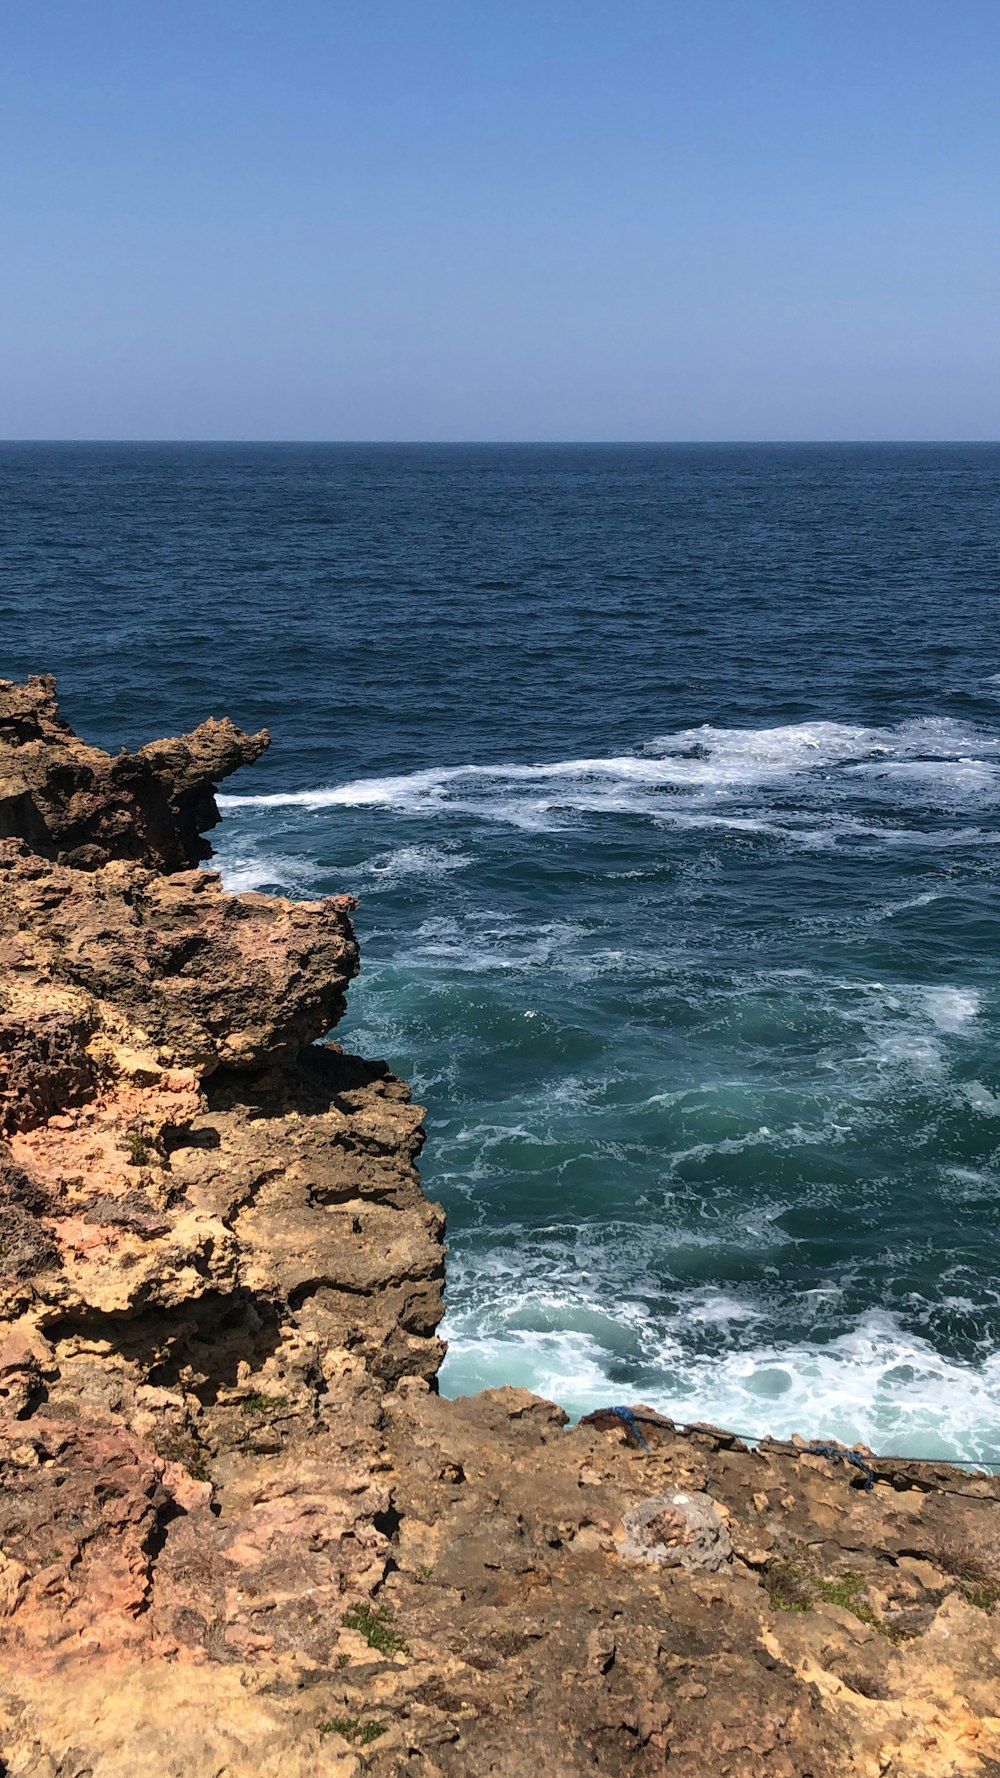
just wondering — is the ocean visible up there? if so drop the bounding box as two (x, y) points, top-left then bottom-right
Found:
(4, 441), (1000, 1462)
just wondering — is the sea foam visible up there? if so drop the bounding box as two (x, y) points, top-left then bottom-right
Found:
(219, 715), (1000, 837)
(216, 711), (1000, 1462)
(440, 1300), (1000, 1463)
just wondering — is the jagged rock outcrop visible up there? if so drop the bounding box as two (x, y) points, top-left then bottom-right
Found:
(0, 672), (268, 868)
(2, 676), (1000, 1778)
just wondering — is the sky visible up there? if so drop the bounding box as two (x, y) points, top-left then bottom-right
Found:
(2, 0), (998, 440)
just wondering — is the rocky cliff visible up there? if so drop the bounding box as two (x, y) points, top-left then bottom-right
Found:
(2, 675), (1000, 1778)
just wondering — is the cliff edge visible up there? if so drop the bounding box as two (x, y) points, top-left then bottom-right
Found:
(1, 677), (999, 1778)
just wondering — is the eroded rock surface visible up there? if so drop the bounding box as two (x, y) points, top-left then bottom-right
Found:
(0, 672), (268, 869)
(2, 677), (1000, 1777)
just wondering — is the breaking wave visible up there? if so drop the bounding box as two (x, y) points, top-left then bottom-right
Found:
(220, 717), (1000, 845)
(217, 712), (1000, 1461)
(441, 1295), (1000, 1464)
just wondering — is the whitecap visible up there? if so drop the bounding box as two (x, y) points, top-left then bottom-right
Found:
(647, 715), (1000, 778)
(210, 849), (321, 897)
(847, 758), (1000, 796)
(218, 714), (1000, 844)
(440, 1293), (1000, 1463)
(962, 1081), (1000, 1117)
(682, 1291), (763, 1328)
(357, 844), (472, 884)
(942, 1167), (999, 1202)
(924, 986), (980, 1032)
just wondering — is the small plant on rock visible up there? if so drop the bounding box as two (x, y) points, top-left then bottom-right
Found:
(814, 1571), (901, 1641)
(765, 1557), (901, 1640)
(318, 1717), (386, 1745)
(240, 1392), (288, 1416)
(766, 1561), (812, 1612)
(936, 1541), (1000, 1613)
(341, 1601), (408, 1656)
(153, 1430), (211, 1483)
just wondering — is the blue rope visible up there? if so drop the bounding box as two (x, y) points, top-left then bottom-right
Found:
(587, 1407), (1000, 1478)
(606, 1405), (650, 1450)
(598, 1412), (874, 1484)
(797, 1440), (875, 1491)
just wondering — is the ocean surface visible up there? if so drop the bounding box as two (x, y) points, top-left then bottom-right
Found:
(4, 442), (1000, 1462)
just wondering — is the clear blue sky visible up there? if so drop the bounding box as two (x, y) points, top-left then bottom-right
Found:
(3, 0), (998, 440)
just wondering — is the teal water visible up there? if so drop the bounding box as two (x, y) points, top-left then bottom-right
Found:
(4, 443), (1000, 1459)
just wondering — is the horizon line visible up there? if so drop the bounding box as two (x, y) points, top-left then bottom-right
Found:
(2, 437), (999, 448)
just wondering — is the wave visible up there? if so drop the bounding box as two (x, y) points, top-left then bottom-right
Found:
(214, 715), (1000, 1460)
(439, 1294), (1000, 1463)
(207, 847), (322, 896)
(219, 716), (1000, 839)
(647, 716), (1000, 779)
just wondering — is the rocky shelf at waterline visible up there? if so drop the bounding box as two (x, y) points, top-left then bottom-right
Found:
(1, 676), (1000, 1778)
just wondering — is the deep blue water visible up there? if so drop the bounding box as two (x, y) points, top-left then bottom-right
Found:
(4, 442), (1000, 1459)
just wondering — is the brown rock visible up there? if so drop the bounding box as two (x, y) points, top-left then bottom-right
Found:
(0, 672), (268, 870)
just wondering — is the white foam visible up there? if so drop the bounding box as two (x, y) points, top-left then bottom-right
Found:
(962, 1081), (1000, 1117)
(440, 1297), (1000, 1463)
(924, 987), (980, 1032)
(874, 890), (944, 918)
(682, 1291), (763, 1328)
(408, 913), (591, 973)
(218, 716), (1000, 843)
(209, 849), (321, 896)
(648, 716), (1000, 777)
(848, 758), (1000, 795)
(358, 844), (472, 883)
(873, 1030), (944, 1074)
(220, 763), (470, 810)
(942, 1167), (999, 1202)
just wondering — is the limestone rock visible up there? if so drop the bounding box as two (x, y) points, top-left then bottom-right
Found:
(0, 672), (268, 869)
(615, 1488), (733, 1571)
